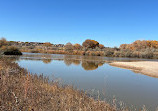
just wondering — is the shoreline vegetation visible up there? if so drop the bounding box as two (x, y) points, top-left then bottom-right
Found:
(3, 38), (158, 59)
(110, 61), (158, 78)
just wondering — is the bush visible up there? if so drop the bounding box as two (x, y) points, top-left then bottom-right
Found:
(73, 44), (82, 50)
(3, 46), (22, 55)
(30, 49), (39, 53)
(139, 49), (153, 59)
(64, 42), (73, 52)
(0, 37), (8, 47)
(104, 50), (114, 57)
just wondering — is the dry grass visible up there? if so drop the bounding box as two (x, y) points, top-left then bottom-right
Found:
(20, 48), (106, 56)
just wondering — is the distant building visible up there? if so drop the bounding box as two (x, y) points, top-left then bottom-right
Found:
(9, 41), (64, 48)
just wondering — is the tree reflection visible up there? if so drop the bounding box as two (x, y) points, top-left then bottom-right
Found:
(20, 53), (105, 70)
(64, 59), (73, 66)
(82, 61), (98, 70)
(42, 59), (52, 64)
(81, 61), (104, 71)
(41, 55), (52, 64)
(72, 60), (80, 65)
(64, 56), (80, 66)
(63, 55), (105, 70)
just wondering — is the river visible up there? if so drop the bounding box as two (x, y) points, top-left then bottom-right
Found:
(13, 52), (158, 110)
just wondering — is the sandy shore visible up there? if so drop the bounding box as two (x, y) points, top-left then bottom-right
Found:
(109, 61), (158, 78)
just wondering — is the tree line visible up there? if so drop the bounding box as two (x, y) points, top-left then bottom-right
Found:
(64, 39), (105, 51)
(1, 37), (158, 58)
(64, 39), (158, 59)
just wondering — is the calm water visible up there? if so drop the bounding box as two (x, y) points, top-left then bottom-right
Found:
(15, 53), (158, 110)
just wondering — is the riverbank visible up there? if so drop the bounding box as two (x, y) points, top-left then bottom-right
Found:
(110, 61), (158, 78)
(0, 58), (116, 111)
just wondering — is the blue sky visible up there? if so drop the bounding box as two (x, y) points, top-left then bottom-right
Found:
(0, 0), (158, 47)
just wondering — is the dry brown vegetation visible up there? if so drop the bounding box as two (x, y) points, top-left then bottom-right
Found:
(20, 39), (158, 59)
(120, 40), (158, 50)
(0, 58), (116, 111)
(115, 40), (158, 59)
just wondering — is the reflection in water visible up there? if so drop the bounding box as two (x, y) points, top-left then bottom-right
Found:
(9, 54), (106, 71)
(64, 59), (81, 66)
(63, 58), (104, 70)
(82, 61), (98, 70)
(63, 55), (81, 66)
(63, 58), (73, 66)
(11, 53), (158, 72)
(63, 55), (105, 70)
(72, 60), (81, 65)
(82, 61), (104, 70)
(42, 59), (52, 64)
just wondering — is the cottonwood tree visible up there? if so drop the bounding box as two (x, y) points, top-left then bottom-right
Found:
(73, 44), (82, 50)
(82, 39), (99, 49)
(64, 42), (73, 52)
(43, 42), (52, 47)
